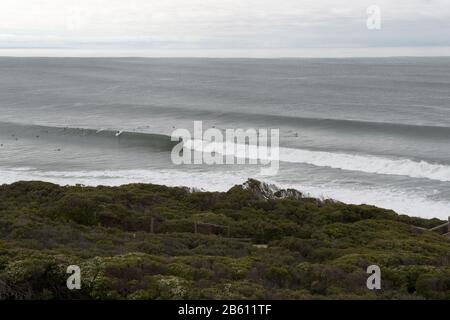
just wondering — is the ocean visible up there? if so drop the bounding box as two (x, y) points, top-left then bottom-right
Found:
(1, 57), (450, 219)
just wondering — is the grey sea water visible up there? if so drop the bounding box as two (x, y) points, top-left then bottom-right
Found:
(1, 57), (450, 219)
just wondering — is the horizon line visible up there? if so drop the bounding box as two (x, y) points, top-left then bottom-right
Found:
(1, 47), (450, 59)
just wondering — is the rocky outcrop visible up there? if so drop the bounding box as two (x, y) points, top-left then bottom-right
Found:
(241, 179), (303, 201)
(429, 217), (450, 237)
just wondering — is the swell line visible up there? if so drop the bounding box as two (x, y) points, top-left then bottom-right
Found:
(0, 121), (176, 150)
(51, 103), (450, 140)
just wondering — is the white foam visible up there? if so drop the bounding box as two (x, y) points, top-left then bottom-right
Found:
(279, 148), (450, 182)
(271, 181), (450, 220)
(184, 139), (450, 182)
(0, 167), (245, 192)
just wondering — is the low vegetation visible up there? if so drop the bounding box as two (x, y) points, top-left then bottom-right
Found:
(0, 179), (448, 300)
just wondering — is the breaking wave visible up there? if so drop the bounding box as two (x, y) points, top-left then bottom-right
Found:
(183, 139), (450, 182)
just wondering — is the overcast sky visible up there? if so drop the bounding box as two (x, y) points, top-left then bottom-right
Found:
(1, 0), (449, 49)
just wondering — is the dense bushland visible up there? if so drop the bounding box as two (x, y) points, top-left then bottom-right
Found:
(0, 180), (448, 300)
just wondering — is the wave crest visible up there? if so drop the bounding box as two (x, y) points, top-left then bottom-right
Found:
(184, 139), (450, 182)
(279, 148), (450, 182)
